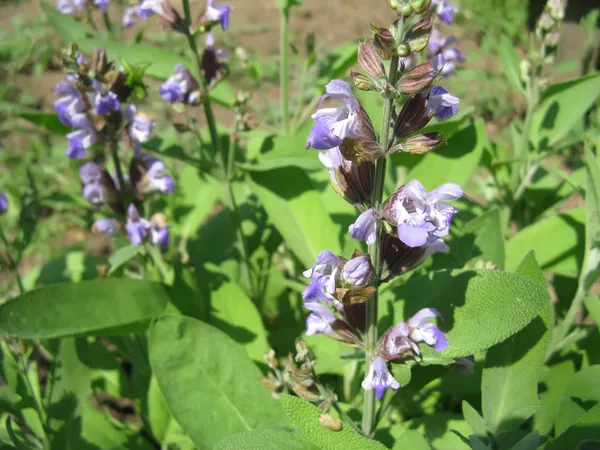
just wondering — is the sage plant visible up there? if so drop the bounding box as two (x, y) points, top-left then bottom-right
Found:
(302, 0), (464, 436)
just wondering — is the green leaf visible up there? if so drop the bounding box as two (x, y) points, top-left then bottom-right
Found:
(108, 245), (144, 275)
(316, 43), (357, 87)
(148, 316), (288, 449)
(547, 403), (600, 450)
(391, 429), (432, 450)
(0, 279), (170, 338)
(564, 365), (600, 402)
(209, 281), (269, 362)
(386, 269), (551, 358)
(249, 167), (341, 268)
(238, 135), (322, 172)
(405, 119), (487, 188)
(534, 359), (577, 435)
(280, 395), (387, 450)
(531, 74), (600, 148)
(481, 253), (550, 433)
(584, 296), (600, 330)
(505, 208), (586, 277)
(0, 387), (23, 416)
(14, 111), (69, 136)
(147, 375), (171, 443)
(462, 208), (506, 269)
(40, 0), (91, 41)
(510, 431), (542, 450)
(391, 413), (471, 450)
(47, 338), (91, 450)
(583, 146), (600, 289)
(498, 36), (523, 92)
(214, 428), (319, 450)
(462, 401), (488, 439)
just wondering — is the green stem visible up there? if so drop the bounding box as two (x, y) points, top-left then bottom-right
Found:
(145, 243), (170, 281)
(362, 54), (400, 438)
(280, 10), (290, 135)
(109, 140), (128, 212)
(102, 11), (114, 39)
(0, 223), (25, 294)
(182, 0), (223, 162)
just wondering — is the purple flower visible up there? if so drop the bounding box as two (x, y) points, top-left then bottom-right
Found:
(93, 0), (109, 11)
(57, 0), (86, 14)
(303, 249), (341, 279)
(381, 322), (419, 359)
(426, 86), (459, 120)
(54, 82), (86, 127)
(204, 0), (232, 30)
(394, 179), (463, 248)
(361, 357), (400, 400)
(129, 113), (155, 143)
(94, 218), (119, 236)
(305, 302), (336, 336)
(306, 80), (362, 150)
(318, 146), (351, 171)
(431, 0), (456, 24)
(341, 256), (372, 288)
(302, 274), (333, 304)
(137, 0), (163, 18)
(151, 225), (169, 246)
(0, 193), (8, 214)
(407, 308), (449, 352)
(145, 156), (175, 194)
(428, 30), (465, 78)
(349, 209), (377, 245)
(83, 183), (109, 205)
(66, 127), (97, 159)
(80, 162), (103, 185)
(160, 64), (194, 104)
(123, 6), (137, 26)
(95, 90), (120, 116)
(126, 204), (149, 245)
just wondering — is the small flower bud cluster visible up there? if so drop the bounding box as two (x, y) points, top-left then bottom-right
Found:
(261, 342), (335, 411)
(535, 0), (567, 64)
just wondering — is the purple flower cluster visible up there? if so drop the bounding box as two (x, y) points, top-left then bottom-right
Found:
(429, 29), (466, 77)
(363, 308), (449, 399)
(301, 250), (373, 339)
(126, 204), (169, 247)
(123, 0), (231, 29)
(160, 64), (201, 105)
(57, 0), (91, 14)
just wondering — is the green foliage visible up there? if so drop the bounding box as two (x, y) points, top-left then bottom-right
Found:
(148, 315), (289, 448)
(280, 395), (387, 450)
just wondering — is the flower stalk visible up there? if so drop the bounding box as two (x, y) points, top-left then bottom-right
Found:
(362, 53), (400, 437)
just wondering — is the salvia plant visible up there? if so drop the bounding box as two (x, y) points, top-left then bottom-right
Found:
(1, 0), (600, 449)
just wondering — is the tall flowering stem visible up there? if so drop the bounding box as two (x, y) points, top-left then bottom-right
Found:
(280, 9), (290, 134)
(182, 0), (222, 160)
(362, 52), (400, 435)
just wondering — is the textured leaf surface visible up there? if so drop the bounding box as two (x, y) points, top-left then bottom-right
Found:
(482, 253), (550, 432)
(0, 279), (170, 338)
(462, 208), (506, 269)
(214, 428), (319, 449)
(280, 395), (387, 450)
(506, 208), (585, 277)
(249, 167), (341, 268)
(149, 316), (288, 448)
(388, 269), (550, 358)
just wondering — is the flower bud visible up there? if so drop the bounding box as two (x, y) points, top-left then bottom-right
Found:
(393, 94), (431, 140)
(411, 0), (431, 13)
(341, 255), (373, 287)
(380, 231), (427, 282)
(546, 0), (566, 20)
(91, 48), (109, 75)
(397, 54), (444, 94)
(390, 132), (442, 155)
(264, 349), (279, 369)
(294, 339), (313, 364)
(404, 14), (434, 53)
(350, 71), (378, 91)
(358, 40), (386, 80)
(371, 24), (397, 60)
